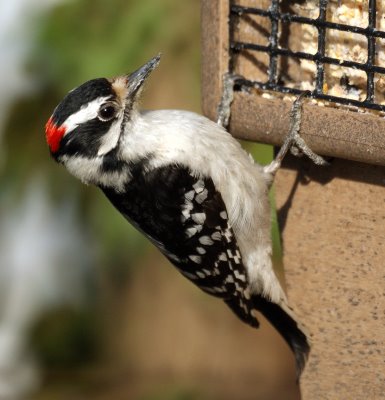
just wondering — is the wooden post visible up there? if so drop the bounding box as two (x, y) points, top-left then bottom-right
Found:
(201, 0), (229, 122)
(274, 156), (385, 398)
(201, 1), (385, 397)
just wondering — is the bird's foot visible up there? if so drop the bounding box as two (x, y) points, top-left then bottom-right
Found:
(216, 73), (243, 128)
(264, 92), (328, 176)
(216, 74), (328, 176)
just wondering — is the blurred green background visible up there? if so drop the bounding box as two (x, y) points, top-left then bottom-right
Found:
(0, 0), (299, 399)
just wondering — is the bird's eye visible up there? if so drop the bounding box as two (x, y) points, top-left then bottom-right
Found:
(98, 103), (118, 121)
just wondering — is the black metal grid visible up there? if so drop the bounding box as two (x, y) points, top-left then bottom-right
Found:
(230, 0), (385, 111)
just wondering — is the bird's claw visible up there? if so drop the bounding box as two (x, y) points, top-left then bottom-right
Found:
(217, 73), (243, 128)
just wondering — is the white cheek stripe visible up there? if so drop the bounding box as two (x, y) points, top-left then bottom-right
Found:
(97, 118), (123, 156)
(62, 96), (111, 135)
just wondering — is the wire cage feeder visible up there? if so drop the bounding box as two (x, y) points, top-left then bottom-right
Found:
(201, 0), (385, 165)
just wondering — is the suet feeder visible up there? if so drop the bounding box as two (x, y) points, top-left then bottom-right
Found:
(201, 1), (385, 398)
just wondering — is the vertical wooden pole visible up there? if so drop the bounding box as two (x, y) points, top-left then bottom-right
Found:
(201, 0), (229, 121)
(275, 156), (385, 399)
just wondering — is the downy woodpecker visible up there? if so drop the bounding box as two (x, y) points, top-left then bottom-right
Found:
(45, 55), (315, 375)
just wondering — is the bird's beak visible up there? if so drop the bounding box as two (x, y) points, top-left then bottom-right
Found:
(125, 54), (161, 97)
(112, 54), (161, 114)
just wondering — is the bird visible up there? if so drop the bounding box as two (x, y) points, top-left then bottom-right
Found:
(45, 54), (310, 376)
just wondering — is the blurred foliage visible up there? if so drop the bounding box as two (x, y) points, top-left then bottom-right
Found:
(140, 387), (207, 400)
(34, 0), (200, 91)
(31, 306), (97, 367)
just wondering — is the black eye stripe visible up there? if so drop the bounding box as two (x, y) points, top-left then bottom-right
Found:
(59, 117), (115, 158)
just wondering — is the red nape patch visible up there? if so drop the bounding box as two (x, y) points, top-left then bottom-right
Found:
(45, 117), (66, 153)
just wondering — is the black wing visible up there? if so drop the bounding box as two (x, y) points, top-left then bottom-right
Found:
(101, 164), (257, 325)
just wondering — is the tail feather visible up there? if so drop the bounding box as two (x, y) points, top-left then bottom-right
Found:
(224, 294), (310, 377)
(252, 295), (310, 378)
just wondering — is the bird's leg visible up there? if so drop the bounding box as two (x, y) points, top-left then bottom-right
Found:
(263, 93), (328, 177)
(217, 73), (242, 128)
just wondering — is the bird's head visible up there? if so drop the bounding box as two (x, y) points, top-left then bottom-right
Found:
(45, 54), (161, 162)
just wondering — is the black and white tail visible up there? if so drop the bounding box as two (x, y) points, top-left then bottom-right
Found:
(252, 295), (310, 377)
(225, 294), (310, 377)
